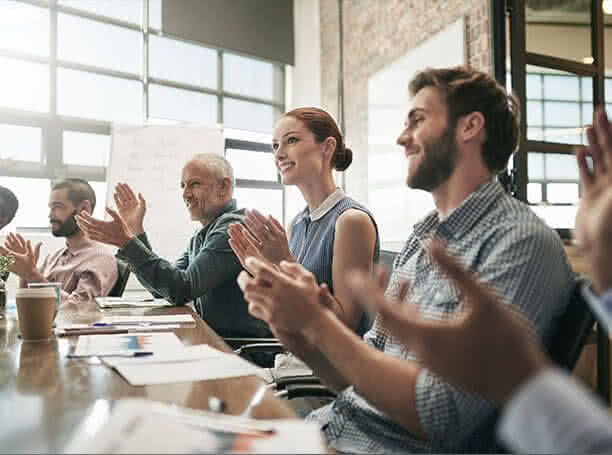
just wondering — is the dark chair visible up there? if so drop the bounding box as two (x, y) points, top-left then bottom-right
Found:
(547, 278), (595, 371)
(230, 340), (284, 368)
(108, 259), (131, 297)
(378, 249), (398, 271)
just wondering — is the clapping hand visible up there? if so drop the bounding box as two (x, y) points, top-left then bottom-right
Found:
(574, 108), (612, 294)
(76, 208), (134, 249)
(113, 183), (147, 235)
(242, 210), (294, 265)
(0, 238), (42, 282)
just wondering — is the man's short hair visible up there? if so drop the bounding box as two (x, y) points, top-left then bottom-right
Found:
(51, 178), (96, 212)
(409, 66), (520, 174)
(0, 186), (19, 224)
(191, 153), (235, 191)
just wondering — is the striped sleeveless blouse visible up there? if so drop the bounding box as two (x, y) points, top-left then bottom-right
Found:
(289, 188), (380, 335)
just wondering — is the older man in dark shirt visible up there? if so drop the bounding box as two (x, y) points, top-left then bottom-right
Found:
(77, 153), (271, 338)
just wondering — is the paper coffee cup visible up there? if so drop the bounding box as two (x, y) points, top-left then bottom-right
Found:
(16, 288), (57, 341)
(28, 282), (62, 319)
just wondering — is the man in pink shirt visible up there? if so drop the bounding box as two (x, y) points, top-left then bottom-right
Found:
(0, 178), (117, 305)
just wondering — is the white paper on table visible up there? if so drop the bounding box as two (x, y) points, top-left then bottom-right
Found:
(102, 345), (260, 386)
(71, 332), (184, 357)
(95, 296), (173, 309)
(63, 398), (327, 454)
(100, 314), (194, 324)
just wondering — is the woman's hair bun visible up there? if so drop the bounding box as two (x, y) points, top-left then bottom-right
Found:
(332, 146), (352, 171)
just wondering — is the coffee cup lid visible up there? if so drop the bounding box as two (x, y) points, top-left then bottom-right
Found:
(16, 287), (57, 298)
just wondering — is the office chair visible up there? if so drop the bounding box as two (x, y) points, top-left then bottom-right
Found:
(547, 278), (595, 372)
(108, 259), (131, 298)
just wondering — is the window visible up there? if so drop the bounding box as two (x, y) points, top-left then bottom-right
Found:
(234, 188), (283, 223)
(63, 131), (110, 167)
(0, 177), (51, 231)
(0, 0), (286, 230)
(57, 68), (143, 122)
(226, 149), (277, 182)
(148, 84), (216, 124)
(0, 57), (49, 113)
(524, 70), (610, 229)
(58, 0), (142, 25)
(0, 124), (41, 162)
(149, 35), (216, 89)
(0, 1), (49, 57)
(58, 13), (142, 74)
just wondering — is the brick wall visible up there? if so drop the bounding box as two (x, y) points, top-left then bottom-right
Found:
(319, 0), (492, 201)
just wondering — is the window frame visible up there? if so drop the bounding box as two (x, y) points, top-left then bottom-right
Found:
(0, 0), (286, 227)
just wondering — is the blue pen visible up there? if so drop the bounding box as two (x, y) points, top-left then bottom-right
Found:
(92, 322), (153, 327)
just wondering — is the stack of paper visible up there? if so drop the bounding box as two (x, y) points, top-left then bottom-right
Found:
(55, 314), (195, 336)
(101, 344), (260, 386)
(64, 398), (327, 454)
(95, 296), (173, 309)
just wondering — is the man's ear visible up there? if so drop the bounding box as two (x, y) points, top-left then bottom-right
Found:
(458, 111), (486, 143)
(217, 177), (233, 197)
(78, 200), (93, 215)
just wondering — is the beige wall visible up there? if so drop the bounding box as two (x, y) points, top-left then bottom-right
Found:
(319, 0), (492, 203)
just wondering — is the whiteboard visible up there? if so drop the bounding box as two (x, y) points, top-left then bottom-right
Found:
(367, 18), (466, 251)
(107, 123), (225, 290)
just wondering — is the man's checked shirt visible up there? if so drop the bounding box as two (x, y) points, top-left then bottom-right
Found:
(307, 181), (575, 453)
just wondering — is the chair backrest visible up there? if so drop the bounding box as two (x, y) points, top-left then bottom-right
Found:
(378, 249), (398, 271)
(107, 259), (131, 297)
(548, 279), (595, 371)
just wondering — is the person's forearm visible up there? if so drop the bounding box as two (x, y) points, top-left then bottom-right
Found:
(310, 310), (427, 439)
(499, 368), (612, 454)
(280, 337), (351, 392)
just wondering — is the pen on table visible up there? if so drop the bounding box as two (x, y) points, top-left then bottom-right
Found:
(92, 322), (153, 327)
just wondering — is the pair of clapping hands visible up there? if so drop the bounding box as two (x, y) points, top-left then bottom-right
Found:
(238, 108), (612, 406)
(228, 210), (295, 273)
(0, 233), (42, 282)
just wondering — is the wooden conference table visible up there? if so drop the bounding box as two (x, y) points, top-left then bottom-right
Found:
(0, 301), (295, 453)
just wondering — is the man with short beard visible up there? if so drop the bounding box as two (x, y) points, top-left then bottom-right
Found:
(0, 178), (117, 304)
(238, 66), (575, 453)
(75, 154), (272, 338)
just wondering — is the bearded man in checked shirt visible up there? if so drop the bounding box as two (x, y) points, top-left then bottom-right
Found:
(238, 66), (575, 453)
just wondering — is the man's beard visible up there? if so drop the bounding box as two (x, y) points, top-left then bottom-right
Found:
(52, 210), (80, 237)
(406, 126), (458, 192)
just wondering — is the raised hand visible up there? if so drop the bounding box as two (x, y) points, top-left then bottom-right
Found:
(0, 239), (42, 282)
(574, 108), (612, 294)
(242, 209), (294, 265)
(76, 207), (134, 248)
(113, 183), (146, 235)
(228, 222), (269, 273)
(237, 257), (330, 342)
(5, 232), (27, 255)
(346, 241), (549, 404)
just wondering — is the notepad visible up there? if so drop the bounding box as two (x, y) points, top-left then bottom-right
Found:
(69, 332), (184, 358)
(99, 314), (195, 325)
(95, 296), (173, 309)
(102, 344), (260, 386)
